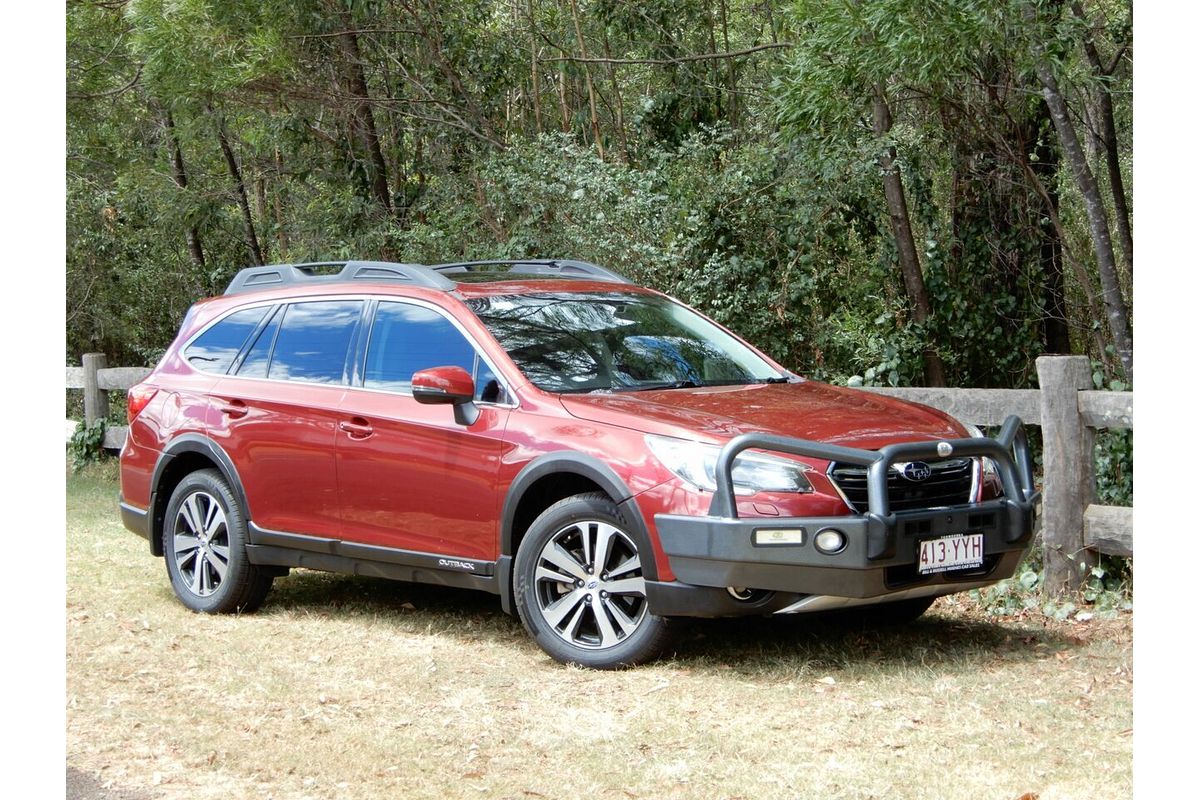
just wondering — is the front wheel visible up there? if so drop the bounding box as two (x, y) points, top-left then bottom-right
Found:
(163, 469), (273, 614)
(514, 493), (672, 669)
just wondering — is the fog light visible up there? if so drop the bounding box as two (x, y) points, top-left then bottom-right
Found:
(814, 528), (847, 554)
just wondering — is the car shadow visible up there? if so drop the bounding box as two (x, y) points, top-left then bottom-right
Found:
(663, 611), (1072, 673)
(258, 570), (1072, 672)
(259, 569), (522, 636)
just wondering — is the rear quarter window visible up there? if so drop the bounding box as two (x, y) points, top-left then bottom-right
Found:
(184, 306), (270, 374)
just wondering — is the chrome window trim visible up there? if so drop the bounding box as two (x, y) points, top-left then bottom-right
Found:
(247, 298), (365, 387)
(188, 293), (519, 410)
(179, 297), (286, 356)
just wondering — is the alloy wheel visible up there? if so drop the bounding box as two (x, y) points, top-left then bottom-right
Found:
(172, 490), (230, 598)
(532, 519), (647, 650)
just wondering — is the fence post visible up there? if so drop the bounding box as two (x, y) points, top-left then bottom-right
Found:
(1036, 355), (1097, 596)
(82, 352), (109, 427)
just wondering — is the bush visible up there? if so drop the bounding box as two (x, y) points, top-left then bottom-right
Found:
(69, 419), (108, 471)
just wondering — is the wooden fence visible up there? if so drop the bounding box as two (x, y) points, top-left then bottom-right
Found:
(65, 354), (151, 450)
(66, 353), (1130, 595)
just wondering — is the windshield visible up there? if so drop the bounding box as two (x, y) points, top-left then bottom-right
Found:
(465, 292), (787, 393)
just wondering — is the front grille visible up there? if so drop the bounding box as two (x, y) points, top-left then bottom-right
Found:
(829, 458), (975, 513)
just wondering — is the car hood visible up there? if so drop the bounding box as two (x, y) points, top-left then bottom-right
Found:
(558, 381), (966, 451)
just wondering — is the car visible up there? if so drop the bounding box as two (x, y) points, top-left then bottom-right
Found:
(119, 258), (1039, 668)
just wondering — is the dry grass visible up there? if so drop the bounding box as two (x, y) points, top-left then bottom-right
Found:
(67, 462), (1132, 800)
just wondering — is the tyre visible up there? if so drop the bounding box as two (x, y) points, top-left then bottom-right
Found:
(514, 492), (672, 669)
(162, 469), (273, 614)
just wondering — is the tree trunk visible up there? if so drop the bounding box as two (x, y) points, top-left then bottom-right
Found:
(273, 146), (289, 258)
(212, 107), (265, 267)
(557, 61), (571, 132)
(528, 0), (543, 135)
(162, 109), (206, 270)
(602, 27), (628, 162)
(871, 85), (946, 387)
(719, 0), (738, 126)
(254, 174), (271, 264)
(1033, 60), (1133, 380)
(335, 26), (393, 215)
(1073, 2), (1132, 286)
(1027, 100), (1071, 354)
(1096, 86), (1132, 286)
(569, 0), (604, 158)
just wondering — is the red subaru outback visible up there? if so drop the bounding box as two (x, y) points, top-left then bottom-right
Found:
(119, 259), (1038, 668)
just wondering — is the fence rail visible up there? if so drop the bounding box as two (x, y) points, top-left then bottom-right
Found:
(66, 354), (1131, 596)
(65, 354), (151, 449)
(864, 355), (1132, 593)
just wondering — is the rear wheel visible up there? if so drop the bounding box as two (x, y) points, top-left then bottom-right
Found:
(514, 493), (671, 669)
(163, 469), (273, 613)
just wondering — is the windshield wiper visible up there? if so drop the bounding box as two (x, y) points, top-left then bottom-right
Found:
(759, 376), (791, 384)
(623, 379), (704, 392)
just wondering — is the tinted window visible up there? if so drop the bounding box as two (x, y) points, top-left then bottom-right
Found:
(236, 306), (282, 379)
(365, 303), (499, 401)
(268, 301), (362, 384)
(185, 306), (269, 374)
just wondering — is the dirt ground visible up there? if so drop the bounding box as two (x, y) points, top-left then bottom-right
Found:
(67, 463), (1132, 800)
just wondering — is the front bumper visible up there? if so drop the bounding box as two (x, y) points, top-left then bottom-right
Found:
(654, 415), (1039, 606)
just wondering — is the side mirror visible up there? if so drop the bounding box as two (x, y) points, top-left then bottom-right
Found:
(412, 366), (479, 425)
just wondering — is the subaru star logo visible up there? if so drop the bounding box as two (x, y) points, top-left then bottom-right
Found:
(901, 461), (932, 482)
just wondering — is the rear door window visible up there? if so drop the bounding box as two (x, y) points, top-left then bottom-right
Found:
(184, 306), (270, 374)
(266, 300), (363, 384)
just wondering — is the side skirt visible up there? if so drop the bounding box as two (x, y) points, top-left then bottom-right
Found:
(246, 524), (500, 595)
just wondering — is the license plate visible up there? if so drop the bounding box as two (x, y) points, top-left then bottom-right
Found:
(918, 533), (984, 574)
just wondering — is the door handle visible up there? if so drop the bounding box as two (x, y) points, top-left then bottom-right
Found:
(339, 418), (374, 439)
(217, 399), (248, 419)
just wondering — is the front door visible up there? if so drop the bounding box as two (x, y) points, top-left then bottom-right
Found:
(335, 301), (512, 561)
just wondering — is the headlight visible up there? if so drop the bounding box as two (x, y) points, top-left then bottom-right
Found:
(963, 423), (998, 477)
(646, 435), (813, 495)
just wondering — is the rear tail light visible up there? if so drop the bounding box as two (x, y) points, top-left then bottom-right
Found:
(126, 384), (159, 423)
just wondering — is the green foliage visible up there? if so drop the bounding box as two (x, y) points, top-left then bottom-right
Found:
(972, 548), (1132, 620)
(67, 0), (1131, 388)
(1095, 429), (1132, 507)
(69, 420), (109, 472)
(1092, 366), (1132, 506)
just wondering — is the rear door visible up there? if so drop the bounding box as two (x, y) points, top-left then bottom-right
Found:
(209, 299), (364, 538)
(335, 299), (512, 561)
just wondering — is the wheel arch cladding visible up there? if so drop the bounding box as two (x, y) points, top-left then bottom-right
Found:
(500, 451), (658, 583)
(150, 435), (250, 557)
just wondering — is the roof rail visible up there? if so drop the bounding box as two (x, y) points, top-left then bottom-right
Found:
(224, 261), (454, 295)
(429, 259), (633, 285)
